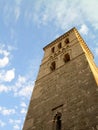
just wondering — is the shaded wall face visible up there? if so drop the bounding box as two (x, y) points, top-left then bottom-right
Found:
(37, 35), (83, 80)
(23, 53), (98, 130)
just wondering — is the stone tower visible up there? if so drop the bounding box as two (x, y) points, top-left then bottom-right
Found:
(23, 28), (98, 130)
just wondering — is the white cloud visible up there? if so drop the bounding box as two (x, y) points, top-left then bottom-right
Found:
(0, 49), (9, 56)
(16, 75), (26, 86)
(20, 102), (27, 108)
(2, 0), (98, 30)
(13, 124), (20, 130)
(9, 119), (21, 130)
(27, 0), (81, 29)
(0, 106), (16, 116)
(0, 72), (34, 97)
(9, 119), (21, 124)
(5, 68), (15, 82)
(81, 0), (98, 29)
(95, 47), (98, 55)
(20, 108), (27, 114)
(0, 56), (9, 68)
(15, 0), (22, 6)
(12, 74), (34, 98)
(15, 84), (33, 98)
(0, 48), (10, 68)
(79, 24), (89, 35)
(0, 44), (15, 95)
(0, 68), (15, 83)
(12, 75), (26, 93)
(3, 1), (21, 26)
(24, 0), (98, 30)
(0, 84), (10, 93)
(14, 6), (20, 22)
(0, 120), (6, 127)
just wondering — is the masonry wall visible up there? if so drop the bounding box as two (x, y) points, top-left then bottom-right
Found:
(23, 28), (98, 130)
(23, 52), (98, 130)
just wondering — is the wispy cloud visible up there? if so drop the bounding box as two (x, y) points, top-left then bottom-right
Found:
(3, 1), (21, 26)
(11, 75), (34, 98)
(9, 119), (21, 130)
(0, 57), (9, 68)
(4, 69), (15, 82)
(0, 84), (11, 93)
(0, 69), (15, 83)
(9, 119), (21, 124)
(0, 44), (15, 83)
(14, 79), (34, 98)
(2, 0), (98, 31)
(0, 44), (15, 68)
(14, 6), (20, 22)
(79, 24), (89, 35)
(20, 102), (27, 108)
(0, 106), (16, 116)
(94, 47), (98, 56)
(0, 120), (6, 127)
(20, 108), (27, 114)
(23, 0), (98, 31)
(0, 72), (34, 98)
(13, 124), (20, 130)
(0, 48), (10, 68)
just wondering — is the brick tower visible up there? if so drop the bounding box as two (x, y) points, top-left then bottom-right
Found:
(23, 28), (98, 130)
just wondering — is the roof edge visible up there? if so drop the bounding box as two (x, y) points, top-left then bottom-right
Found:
(43, 27), (76, 51)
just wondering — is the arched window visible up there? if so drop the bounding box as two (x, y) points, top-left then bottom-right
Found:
(63, 53), (70, 63)
(51, 47), (55, 53)
(65, 38), (69, 44)
(58, 43), (62, 49)
(53, 112), (62, 130)
(50, 61), (56, 71)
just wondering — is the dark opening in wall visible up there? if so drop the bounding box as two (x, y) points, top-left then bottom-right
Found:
(58, 43), (62, 49)
(50, 61), (56, 71)
(51, 47), (55, 53)
(65, 38), (69, 44)
(64, 53), (70, 62)
(54, 112), (62, 130)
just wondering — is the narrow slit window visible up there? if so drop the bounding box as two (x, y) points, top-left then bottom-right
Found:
(50, 61), (56, 71)
(64, 53), (70, 62)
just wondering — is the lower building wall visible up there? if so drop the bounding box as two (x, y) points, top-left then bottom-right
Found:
(23, 54), (98, 130)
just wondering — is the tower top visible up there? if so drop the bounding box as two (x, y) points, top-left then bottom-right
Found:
(39, 27), (98, 84)
(43, 27), (76, 50)
(23, 27), (98, 130)
(43, 27), (93, 59)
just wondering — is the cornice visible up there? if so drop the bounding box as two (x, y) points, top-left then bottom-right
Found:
(43, 27), (76, 51)
(74, 28), (94, 58)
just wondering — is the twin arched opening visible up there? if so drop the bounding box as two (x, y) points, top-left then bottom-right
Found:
(50, 53), (70, 72)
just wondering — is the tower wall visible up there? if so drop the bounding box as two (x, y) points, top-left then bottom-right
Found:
(23, 28), (98, 130)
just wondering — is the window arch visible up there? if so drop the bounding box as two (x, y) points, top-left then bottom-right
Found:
(53, 112), (62, 130)
(50, 61), (56, 71)
(65, 38), (69, 44)
(58, 42), (62, 49)
(63, 53), (70, 62)
(51, 47), (55, 53)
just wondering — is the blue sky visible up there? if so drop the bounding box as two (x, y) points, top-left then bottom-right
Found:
(0, 0), (98, 130)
